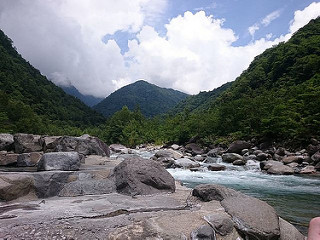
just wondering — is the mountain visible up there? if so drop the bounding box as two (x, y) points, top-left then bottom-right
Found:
(0, 29), (105, 135)
(61, 86), (103, 107)
(93, 80), (189, 117)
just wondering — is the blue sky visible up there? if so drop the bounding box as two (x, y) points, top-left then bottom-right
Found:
(0, 0), (319, 97)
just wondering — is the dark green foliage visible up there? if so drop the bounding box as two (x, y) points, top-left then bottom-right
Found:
(93, 80), (189, 117)
(61, 86), (103, 107)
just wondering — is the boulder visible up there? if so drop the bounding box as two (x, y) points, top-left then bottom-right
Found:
(0, 174), (34, 201)
(185, 143), (204, 155)
(37, 152), (80, 171)
(307, 144), (320, 156)
(232, 159), (246, 166)
(14, 134), (42, 153)
(222, 153), (243, 163)
(226, 140), (251, 154)
(194, 155), (204, 162)
(203, 157), (220, 164)
(256, 152), (269, 161)
(260, 160), (283, 170)
(113, 158), (175, 195)
(59, 179), (115, 197)
(17, 152), (42, 167)
(190, 225), (215, 240)
(207, 147), (224, 157)
(244, 154), (257, 161)
(154, 157), (175, 168)
(279, 218), (304, 240)
(221, 195), (280, 240)
(170, 144), (180, 150)
(267, 165), (294, 175)
(0, 133), (14, 151)
(299, 166), (316, 174)
(109, 144), (128, 154)
(40, 136), (60, 151)
(207, 164), (226, 171)
(174, 158), (200, 168)
(275, 147), (286, 156)
(155, 149), (182, 159)
(192, 184), (240, 202)
(204, 215), (234, 236)
(54, 135), (110, 157)
(116, 154), (142, 161)
(0, 153), (19, 166)
(315, 162), (320, 171)
(282, 156), (303, 164)
(311, 151), (320, 164)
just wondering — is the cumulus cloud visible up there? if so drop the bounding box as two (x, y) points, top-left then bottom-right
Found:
(248, 24), (260, 37)
(0, 1), (319, 97)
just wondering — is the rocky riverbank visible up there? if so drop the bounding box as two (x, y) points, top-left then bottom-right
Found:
(0, 133), (316, 239)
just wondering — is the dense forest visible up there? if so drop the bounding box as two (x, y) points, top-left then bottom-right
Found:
(1, 17), (319, 148)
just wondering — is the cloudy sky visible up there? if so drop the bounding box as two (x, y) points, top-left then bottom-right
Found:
(0, 0), (320, 98)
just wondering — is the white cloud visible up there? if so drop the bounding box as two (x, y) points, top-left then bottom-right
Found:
(248, 24), (259, 37)
(262, 10), (281, 26)
(0, 1), (319, 97)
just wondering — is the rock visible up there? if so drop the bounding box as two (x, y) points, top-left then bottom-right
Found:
(17, 152), (42, 167)
(192, 184), (240, 202)
(256, 152), (269, 161)
(275, 147), (286, 156)
(155, 157), (175, 168)
(116, 154), (141, 161)
(221, 153), (243, 163)
(241, 149), (249, 155)
(253, 149), (263, 155)
(109, 144), (128, 154)
(311, 151), (320, 164)
(40, 136), (60, 151)
(307, 144), (320, 156)
(286, 162), (299, 168)
(170, 144), (180, 150)
(232, 159), (245, 166)
(315, 162), (320, 171)
(155, 149), (182, 159)
(204, 215), (234, 236)
(207, 148), (224, 157)
(207, 164), (226, 171)
(273, 153), (282, 161)
(267, 165), (294, 175)
(279, 217), (304, 240)
(0, 133), (14, 151)
(54, 135), (110, 157)
(203, 157), (220, 164)
(226, 140), (251, 154)
(185, 143), (204, 155)
(113, 158), (175, 195)
(14, 134), (42, 153)
(299, 166), (316, 174)
(0, 153), (19, 166)
(221, 195), (280, 240)
(174, 158), (200, 168)
(190, 167), (202, 172)
(0, 174), (34, 201)
(190, 225), (215, 240)
(310, 138), (319, 146)
(37, 152), (80, 171)
(282, 156), (303, 164)
(244, 154), (257, 161)
(59, 179), (115, 197)
(260, 160), (283, 170)
(194, 155), (204, 162)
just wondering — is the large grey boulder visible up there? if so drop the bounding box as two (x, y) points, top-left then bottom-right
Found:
(267, 165), (294, 175)
(0, 153), (19, 166)
(37, 152), (80, 171)
(113, 158), (175, 195)
(53, 135), (110, 157)
(222, 153), (243, 163)
(311, 151), (320, 163)
(0, 174), (34, 201)
(226, 140), (251, 154)
(40, 136), (60, 151)
(260, 160), (284, 170)
(185, 143), (204, 155)
(109, 144), (128, 154)
(299, 166), (316, 174)
(204, 215), (234, 236)
(174, 158), (200, 168)
(17, 152), (42, 167)
(192, 184), (240, 202)
(207, 147), (224, 157)
(14, 133), (42, 153)
(207, 164), (226, 171)
(0, 133), (14, 151)
(190, 225), (215, 240)
(155, 149), (183, 159)
(282, 156), (303, 164)
(279, 218), (305, 240)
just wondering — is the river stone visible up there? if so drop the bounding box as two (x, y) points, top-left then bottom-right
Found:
(171, 144), (180, 150)
(113, 158), (175, 195)
(0, 174), (34, 201)
(190, 225), (215, 240)
(260, 160), (283, 170)
(59, 179), (115, 197)
(222, 153), (243, 163)
(109, 144), (128, 154)
(279, 218), (304, 240)
(155, 157), (175, 168)
(204, 215), (234, 236)
(267, 165), (294, 175)
(282, 155), (303, 164)
(37, 152), (80, 171)
(0, 153), (19, 166)
(226, 140), (251, 154)
(232, 159), (246, 166)
(192, 184), (240, 202)
(14, 134), (42, 153)
(0, 133), (14, 151)
(221, 195), (280, 240)
(40, 136), (60, 151)
(194, 155), (204, 162)
(203, 157), (220, 164)
(275, 147), (286, 156)
(299, 165), (316, 174)
(155, 149), (182, 159)
(185, 143), (204, 155)
(116, 154), (142, 161)
(207, 148), (224, 157)
(17, 152), (42, 167)
(256, 152), (269, 161)
(207, 164), (226, 171)
(174, 158), (200, 168)
(311, 151), (320, 163)
(315, 162), (320, 171)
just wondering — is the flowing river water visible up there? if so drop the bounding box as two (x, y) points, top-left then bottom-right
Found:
(136, 151), (320, 235)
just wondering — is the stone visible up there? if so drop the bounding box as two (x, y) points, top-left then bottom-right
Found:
(59, 179), (115, 197)
(0, 174), (34, 201)
(155, 149), (182, 159)
(0, 133), (14, 151)
(109, 144), (128, 154)
(207, 148), (224, 157)
(194, 155), (204, 162)
(174, 158), (200, 169)
(260, 160), (283, 170)
(267, 165), (294, 175)
(244, 154), (257, 161)
(155, 157), (175, 168)
(185, 143), (204, 155)
(310, 138), (319, 146)
(207, 164), (226, 171)
(203, 157), (220, 164)
(232, 159), (245, 166)
(315, 162), (320, 171)
(37, 152), (80, 171)
(279, 218), (304, 240)
(286, 162), (299, 168)
(113, 158), (175, 195)
(299, 166), (316, 174)
(17, 152), (42, 167)
(221, 153), (243, 163)
(204, 215), (234, 236)
(311, 151), (320, 164)
(275, 147), (286, 156)
(226, 140), (251, 154)
(14, 134), (42, 153)
(307, 144), (320, 156)
(170, 144), (180, 150)
(192, 184), (240, 202)
(241, 149), (249, 155)
(282, 156), (303, 164)
(116, 154), (141, 161)
(221, 195), (280, 240)
(190, 225), (215, 240)
(0, 153), (19, 166)
(40, 136), (60, 151)
(256, 152), (269, 161)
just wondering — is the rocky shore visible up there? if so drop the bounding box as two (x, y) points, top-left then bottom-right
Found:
(0, 133), (316, 239)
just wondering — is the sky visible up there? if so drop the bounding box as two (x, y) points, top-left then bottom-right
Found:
(0, 0), (320, 98)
